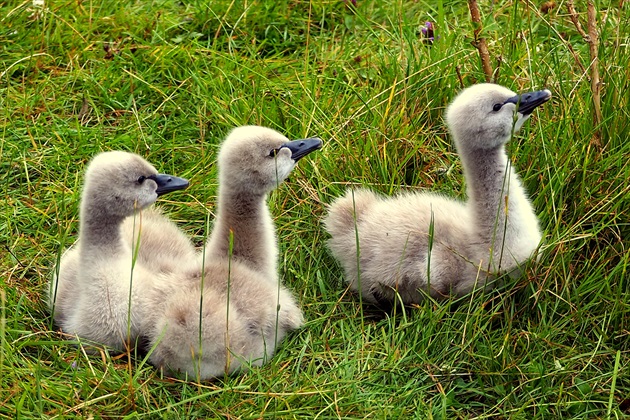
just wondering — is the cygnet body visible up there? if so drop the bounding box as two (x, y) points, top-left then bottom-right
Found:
(324, 83), (551, 305)
(146, 126), (322, 380)
(120, 206), (197, 274)
(50, 151), (189, 350)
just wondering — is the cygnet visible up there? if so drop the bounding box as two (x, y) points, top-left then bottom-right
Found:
(50, 151), (189, 350)
(324, 83), (551, 306)
(146, 126), (322, 380)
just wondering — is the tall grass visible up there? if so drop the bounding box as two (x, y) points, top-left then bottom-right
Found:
(1, 0), (628, 417)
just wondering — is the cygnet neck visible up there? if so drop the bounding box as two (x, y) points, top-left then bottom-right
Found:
(205, 184), (276, 277)
(460, 145), (527, 246)
(78, 193), (126, 257)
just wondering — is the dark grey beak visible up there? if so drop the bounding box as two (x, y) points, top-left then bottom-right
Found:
(504, 89), (552, 115)
(149, 174), (190, 196)
(280, 137), (323, 161)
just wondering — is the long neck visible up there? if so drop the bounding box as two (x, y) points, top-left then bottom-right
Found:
(205, 185), (277, 281)
(462, 147), (537, 269)
(78, 195), (125, 260)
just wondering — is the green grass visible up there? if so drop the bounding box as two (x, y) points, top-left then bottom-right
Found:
(1, 0), (629, 417)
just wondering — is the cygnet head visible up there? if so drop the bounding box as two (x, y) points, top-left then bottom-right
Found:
(218, 125), (323, 194)
(445, 83), (551, 151)
(83, 151), (189, 218)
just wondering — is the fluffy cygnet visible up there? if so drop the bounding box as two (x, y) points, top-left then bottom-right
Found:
(50, 151), (189, 350)
(324, 83), (551, 306)
(146, 126), (322, 380)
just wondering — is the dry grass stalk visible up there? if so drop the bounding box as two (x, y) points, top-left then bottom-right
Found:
(566, 0), (602, 140)
(566, 0), (588, 38)
(587, 1), (602, 131)
(467, 0), (493, 82)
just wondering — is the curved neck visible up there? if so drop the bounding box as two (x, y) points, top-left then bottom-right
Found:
(461, 146), (531, 257)
(78, 197), (125, 258)
(205, 185), (277, 280)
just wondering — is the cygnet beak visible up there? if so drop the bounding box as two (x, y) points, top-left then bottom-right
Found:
(504, 89), (552, 115)
(280, 137), (323, 161)
(149, 174), (190, 196)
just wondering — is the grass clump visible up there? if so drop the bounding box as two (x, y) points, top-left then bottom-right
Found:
(1, 0), (628, 418)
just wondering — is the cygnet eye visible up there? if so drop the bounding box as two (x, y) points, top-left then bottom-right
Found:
(269, 148), (280, 158)
(137, 175), (146, 183)
(492, 103), (503, 112)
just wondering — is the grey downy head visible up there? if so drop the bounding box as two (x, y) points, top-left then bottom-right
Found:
(218, 125), (323, 193)
(445, 83), (551, 151)
(83, 151), (189, 218)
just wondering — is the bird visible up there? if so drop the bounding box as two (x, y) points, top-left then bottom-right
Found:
(144, 126), (322, 380)
(49, 151), (190, 351)
(324, 83), (551, 306)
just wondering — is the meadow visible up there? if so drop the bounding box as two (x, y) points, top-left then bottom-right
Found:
(1, 0), (629, 418)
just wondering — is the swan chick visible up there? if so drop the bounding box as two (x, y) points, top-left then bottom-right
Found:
(147, 126), (322, 380)
(50, 151), (189, 350)
(324, 83), (551, 306)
